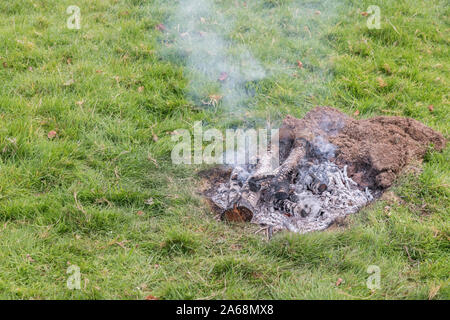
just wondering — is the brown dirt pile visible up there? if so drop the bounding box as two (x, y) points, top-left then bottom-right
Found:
(281, 107), (446, 189)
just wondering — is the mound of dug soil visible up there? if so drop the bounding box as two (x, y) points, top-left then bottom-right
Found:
(281, 107), (446, 190)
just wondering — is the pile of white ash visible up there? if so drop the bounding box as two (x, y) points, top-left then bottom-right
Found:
(210, 138), (373, 235)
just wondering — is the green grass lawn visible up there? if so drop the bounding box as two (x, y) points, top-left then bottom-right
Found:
(0, 0), (448, 299)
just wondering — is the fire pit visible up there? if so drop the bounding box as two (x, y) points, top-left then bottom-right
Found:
(205, 107), (446, 235)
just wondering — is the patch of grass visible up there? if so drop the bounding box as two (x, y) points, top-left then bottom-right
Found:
(0, 0), (448, 299)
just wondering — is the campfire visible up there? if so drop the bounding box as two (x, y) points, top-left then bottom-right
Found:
(205, 107), (446, 235)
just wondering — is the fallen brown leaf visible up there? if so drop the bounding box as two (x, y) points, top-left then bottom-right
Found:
(377, 77), (387, 88)
(428, 284), (441, 300)
(428, 105), (434, 112)
(361, 12), (369, 17)
(147, 153), (158, 167)
(202, 94), (223, 107)
(47, 130), (57, 139)
(218, 72), (228, 81)
(115, 240), (129, 249)
(155, 23), (166, 32)
(145, 295), (159, 300)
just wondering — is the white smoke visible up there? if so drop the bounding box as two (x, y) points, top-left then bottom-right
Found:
(159, 0), (343, 118)
(163, 0), (266, 111)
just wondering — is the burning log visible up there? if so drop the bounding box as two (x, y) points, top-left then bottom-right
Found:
(223, 133), (312, 221)
(269, 141), (308, 200)
(303, 169), (329, 194)
(274, 197), (324, 218)
(247, 141), (279, 192)
(273, 181), (290, 200)
(274, 198), (303, 216)
(222, 189), (258, 222)
(307, 177), (328, 194)
(222, 166), (257, 222)
(273, 144), (306, 182)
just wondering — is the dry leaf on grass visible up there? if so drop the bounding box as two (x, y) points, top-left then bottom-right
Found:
(428, 284), (441, 300)
(47, 130), (57, 139)
(218, 72), (228, 81)
(147, 153), (158, 167)
(155, 23), (166, 32)
(145, 294), (159, 300)
(377, 77), (387, 88)
(428, 105), (434, 112)
(202, 94), (222, 107)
